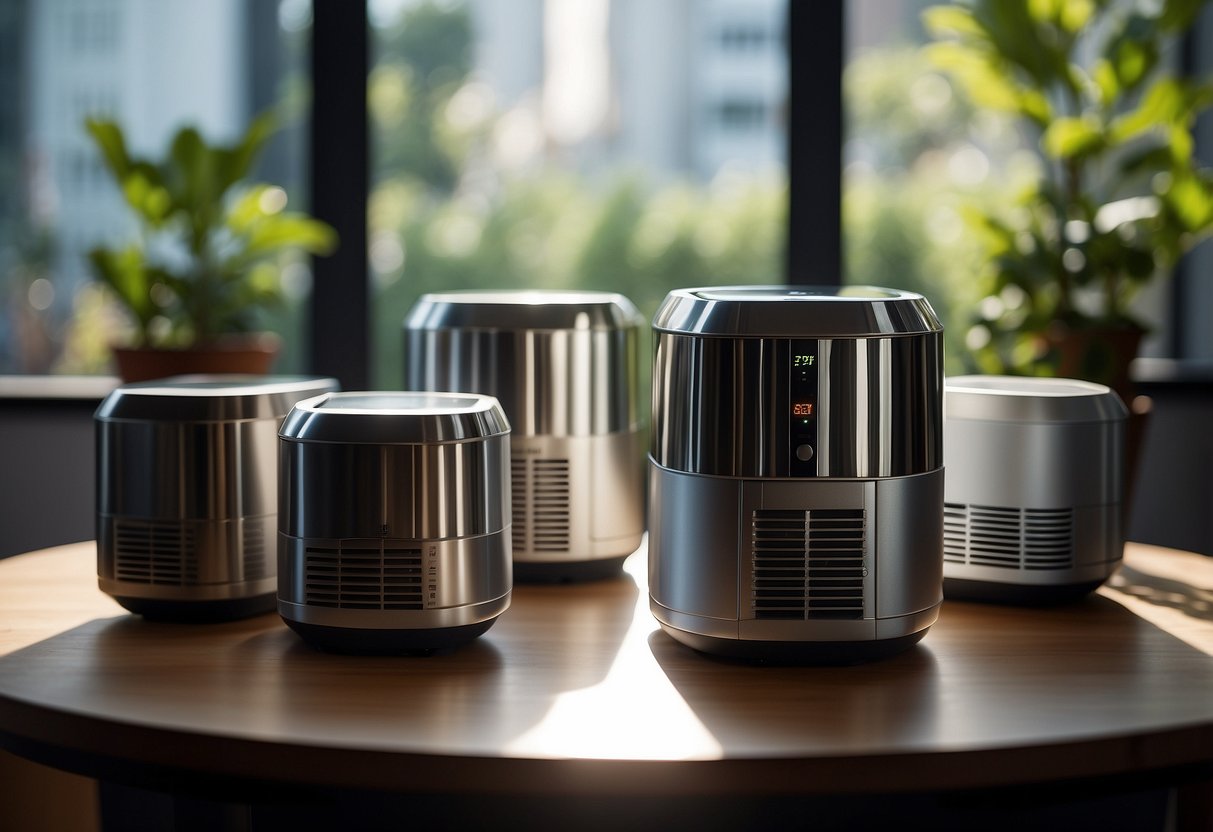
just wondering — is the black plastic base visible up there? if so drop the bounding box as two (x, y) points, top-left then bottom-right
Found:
(282, 617), (497, 655)
(513, 555), (629, 584)
(943, 577), (1110, 606)
(658, 624), (928, 666)
(112, 593), (276, 623)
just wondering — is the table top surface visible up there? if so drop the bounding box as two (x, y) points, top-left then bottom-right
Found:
(0, 540), (1210, 796)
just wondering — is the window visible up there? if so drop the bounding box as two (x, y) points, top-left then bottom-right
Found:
(368, 0), (788, 389)
(843, 0), (1211, 369)
(0, 0), (309, 375)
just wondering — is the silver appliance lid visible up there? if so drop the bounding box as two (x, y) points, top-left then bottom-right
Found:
(95, 375), (339, 423)
(946, 375), (1128, 424)
(405, 290), (642, 332)
(280, 391), (510, 445)
(652, 285), (942, 337)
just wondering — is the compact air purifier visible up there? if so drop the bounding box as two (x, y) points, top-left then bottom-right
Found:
(96, 375), (338, 620)
(404, 290), (644, 581)
(943, 375), (1127, 603)
(277, 391), (512, 653)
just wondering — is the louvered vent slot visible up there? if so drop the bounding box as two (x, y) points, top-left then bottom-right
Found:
(511, 457), (571, 553)
(114, 520), (197, 585)
(530, 458), (571, 552)
(943, 503), (1073, 570)
(510, 458), (527, 552)
(304, 541), (423, 610)
(1022, 508), (1073, 570)
(243, 521), (267, 580)
(943, 502), (970, 564)
(752, 509), (866, 620)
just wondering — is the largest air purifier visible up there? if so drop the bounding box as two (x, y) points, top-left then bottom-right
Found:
(648, 286), (945, 661)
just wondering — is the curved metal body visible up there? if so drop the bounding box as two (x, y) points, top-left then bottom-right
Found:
(95, 376), (338, 618)
(404, 290), (644, 574)
(943, 376), (1127, 601)
(277, 392), (512, 649)
(648, 286), (945, 659)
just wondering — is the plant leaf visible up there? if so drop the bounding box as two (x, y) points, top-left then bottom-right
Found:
(87, 246), (155, 330)
(921, 6), (985, 39)
(215, 112), (277, 195)
(1041, 115), (1105, 158)
(83, 119), (131, 181)
(1110, 78), (1186, 142)
(241, 214), (338, 260)
(1166, 173), (1213, 232)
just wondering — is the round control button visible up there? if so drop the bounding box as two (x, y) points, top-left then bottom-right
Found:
(795, 444), (814, 462)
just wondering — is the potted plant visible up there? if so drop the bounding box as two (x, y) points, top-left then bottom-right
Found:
(923, 0), (1213, 401)
(85, 114), (337, 382)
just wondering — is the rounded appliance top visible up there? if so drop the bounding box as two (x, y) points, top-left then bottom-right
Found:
(405, 289), (642, 332)
(95, 375), (339, 423)
(280, 390), (510, 445)
(946, 375), (1128, 424)
(653, 285), (942, 337)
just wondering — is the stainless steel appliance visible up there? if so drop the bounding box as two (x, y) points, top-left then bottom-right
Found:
(404, 290), (644, 581)
(649, 286), (945, 661)
(943, 375), (1127, 603)
(277, 391), (512, 653)
(95, 375), (338, 621)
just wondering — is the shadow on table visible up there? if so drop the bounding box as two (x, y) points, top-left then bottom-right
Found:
(646, 628), (941, 752)
(1107, 564), (1213, 623)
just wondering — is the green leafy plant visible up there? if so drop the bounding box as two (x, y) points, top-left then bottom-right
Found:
(924, 0), (1213, 381)
(85, 114), (337, 347)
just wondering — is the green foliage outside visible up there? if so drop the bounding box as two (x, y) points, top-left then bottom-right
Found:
(371, 2), (783, 390)
(923, 0), (1213, 378)
(844, 46), (1017, 373)
(85, 114), (336, 348)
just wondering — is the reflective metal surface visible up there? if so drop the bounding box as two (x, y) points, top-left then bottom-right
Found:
(943, 376), (1126, 595)
(509, 433), (644, 564)
(95, 375), (339, 423)
(647, 286), (944, 658)
(653, 286), (942, 338)
(95, 376), (338, 610)
(647, 463), (942, 647)
(281, 391), (509, 445)
(404, 290), (642, 437)
(278, 533), (511, 628)
(651, 333), (943, 478)
(945, 375), (1128, 424)
(404, 290), (645, 569)
(279, 434), (512, 540)
(278, 390), (512, 638)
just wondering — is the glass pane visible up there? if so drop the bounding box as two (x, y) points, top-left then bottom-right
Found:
(843, 0), (1172, 373)
(370, 0), (789, 390)
(843, 0), (991, 373)
(0, 0), (311, 375)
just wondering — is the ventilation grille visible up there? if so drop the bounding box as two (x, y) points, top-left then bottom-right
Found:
(243, 521), (267, 580)
(304, 541), (423, 610)
(752, 509), (866, 620)
(944, 503), (1073, 570)
(113, 519), (198, 585)
(511, 457), (571, 553)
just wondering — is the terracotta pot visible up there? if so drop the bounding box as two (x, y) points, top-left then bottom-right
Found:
(112, 333), (281, 383)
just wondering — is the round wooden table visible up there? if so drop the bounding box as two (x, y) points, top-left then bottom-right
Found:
(0, 541), (1211, 827)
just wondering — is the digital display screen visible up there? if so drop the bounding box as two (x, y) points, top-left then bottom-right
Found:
(793, 354), (815, 368)
(792, 402), (814, 417)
